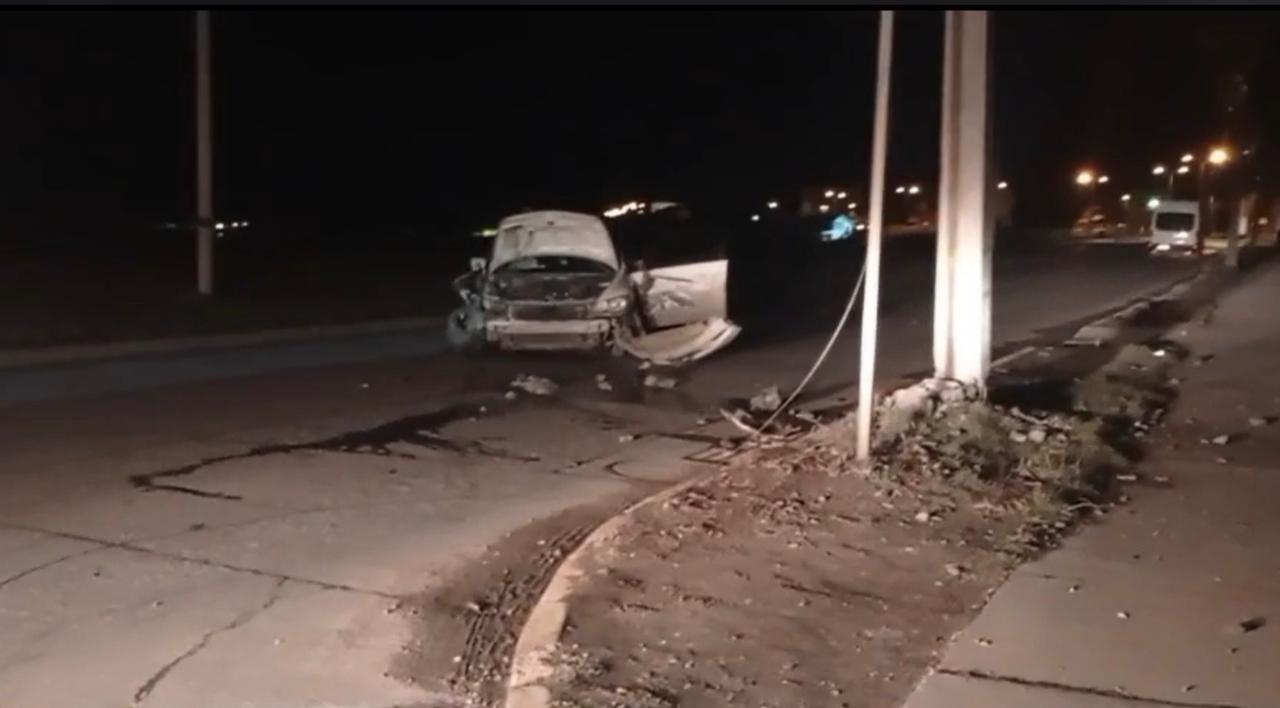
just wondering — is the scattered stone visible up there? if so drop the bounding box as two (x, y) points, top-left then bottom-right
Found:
(1027, 428), (1048, 444)
(618, 434), (636, 443)
(1210, 434), (1232, 446)
(595, 374), (614, 392)
(510, 374), (558, 396)
(504, 390), (517, 400)
(1116, 473), (1138, 482)
(1009, 430), (1028, 443)
(1182, 684), (1196, 693)
(750, 386), (783, 413)
(1068, 584), (1081, 593)
(1226, 617), (1267, 635)
(1249, 416), (1271, 427)
(975, 637), (993, 647)
(944, 563), (967, 577)
(1117, 611), (1130, 619)
(914, 510), (933, 524)
(644, 373), (679, 389)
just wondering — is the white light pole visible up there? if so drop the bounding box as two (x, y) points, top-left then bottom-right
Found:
(855, 10), (894, 462)
(195, 10), (214, 295)
(932, 10), (992, 389)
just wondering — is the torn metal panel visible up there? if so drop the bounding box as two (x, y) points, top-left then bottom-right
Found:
(617, 317), (741, 366)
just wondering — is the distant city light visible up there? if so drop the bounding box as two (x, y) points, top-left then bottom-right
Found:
(894, 186), (906, 194)
(848, 202), (857, 210)
(751, 214), (761, 222)
(1152, 165), (1167, 175)
(907, 185), (921, 195)
(836, 191), (848, 199)
(1208, 147), (1230, 165)
(818, 204), (831, 213)
(1176, 165), (1191, 175)
(214, 221), (226, 230)
(1097, 175), (1110, 184)
(996, 181), (1008, 190)
(767, 200), (779, 209)
(1180, 153), (1194, 163)
(1120, 194), (1131, 202)
(1075, 170), (1095, 186)
(824, 189), (835, 198)
(1147, 197), (1161, 209)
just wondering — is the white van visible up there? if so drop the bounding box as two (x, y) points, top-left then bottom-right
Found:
(1149, 200), (1198, 252)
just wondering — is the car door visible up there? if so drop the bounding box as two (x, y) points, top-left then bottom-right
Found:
(619, 258), (741, 365)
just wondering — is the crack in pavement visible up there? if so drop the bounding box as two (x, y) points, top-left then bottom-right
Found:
(129, 401), (539, 501)
(132, 577), (286, 705)
(937, 668), (1246, 708)
(0, 545), (104, 591)
(0, 523), (399, 599)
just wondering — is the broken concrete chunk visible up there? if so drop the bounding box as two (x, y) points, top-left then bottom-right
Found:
(510, 373), (558, 396)
(643, 373), (679, 389)
(749, 385), (783, 413)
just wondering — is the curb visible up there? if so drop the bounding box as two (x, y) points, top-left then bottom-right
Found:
(0, 315), (445, 370)
(504, 471), (713, 708)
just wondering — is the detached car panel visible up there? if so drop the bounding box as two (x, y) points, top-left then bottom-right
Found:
(447, 210), (740, 363)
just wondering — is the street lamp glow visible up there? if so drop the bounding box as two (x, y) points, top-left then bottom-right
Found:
(1180, 153), (1194, 163)
(818, 204), (830, 213)
(1097, 175), (1110, 184)
(1075, 170), (1095, 186)
(1208, 147), (1230, 165)
(751, 214), (761, 222)
(1147, 197), (1161, 209)
(1121, 194), (1131, 202)
(894, 186), (906, 194)
(766, 200), (779, 209)
(837, 191), (848, 199)
(824, 189), (835, 198)
(1176, 165), (1191, 175)
(1152, 165), (1167, 176)
(996, 181), (1008, 190)
(848, 202), (858, 210)
(907, 185), (921, 195)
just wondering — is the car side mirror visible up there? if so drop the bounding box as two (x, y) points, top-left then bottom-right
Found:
(469, 257), (486, 272)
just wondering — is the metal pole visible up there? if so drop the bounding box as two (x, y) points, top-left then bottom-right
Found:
(195, 10), (214, 295)
(855, 10), (894, 462)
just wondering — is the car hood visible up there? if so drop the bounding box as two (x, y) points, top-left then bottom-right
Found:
(490, 211), (619, 272)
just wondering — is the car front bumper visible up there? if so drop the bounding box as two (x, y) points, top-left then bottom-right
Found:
(485, 317), (614, 350)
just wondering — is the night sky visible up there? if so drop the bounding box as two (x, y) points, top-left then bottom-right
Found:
(1, 9), (1276, 245)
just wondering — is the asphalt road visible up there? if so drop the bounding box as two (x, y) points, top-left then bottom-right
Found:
(0, 241), (1198, 707)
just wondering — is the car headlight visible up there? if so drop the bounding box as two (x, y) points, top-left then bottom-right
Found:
(594, 295), (629, 315)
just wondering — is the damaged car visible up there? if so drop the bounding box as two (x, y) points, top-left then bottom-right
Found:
(447, 210), (740, 365)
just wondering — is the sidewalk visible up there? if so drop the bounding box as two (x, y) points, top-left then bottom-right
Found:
(905, 262), (1280, 708)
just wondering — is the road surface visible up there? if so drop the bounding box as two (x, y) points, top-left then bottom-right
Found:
(0, 242), (1197, 707)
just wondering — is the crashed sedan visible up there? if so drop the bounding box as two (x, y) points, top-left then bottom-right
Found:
(447, 210), (740, 365)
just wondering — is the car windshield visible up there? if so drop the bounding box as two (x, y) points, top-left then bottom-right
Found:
(494, 255), (615, 275)
(1155, 212), (1195, 231)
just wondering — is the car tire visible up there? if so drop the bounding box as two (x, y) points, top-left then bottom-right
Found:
(445, 307), (486, 353)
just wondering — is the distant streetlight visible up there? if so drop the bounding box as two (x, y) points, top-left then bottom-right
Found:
(1121, 193), (1131, 202)
(751, 214), (761, 222)
(907, 184), (921, 195)
(767, 200), (779, 209)
(824, 189), (836, 198)
(837, 191), (848, 199)
(1147, 197), (1161, 209)
(894, 185), (906, 194)
(1151, 165), (1166, 175)
(1075, 170), (1095, 186)
(1208, 147), (1230, 165)
(996, 181), (1008, 190)
(848, 202), (858, 210)
(1176, 165), (1191, 175)
(818, 204), (830, 213)
(1180, 153), (1195, 164)
(1097, 175), (1110, 184)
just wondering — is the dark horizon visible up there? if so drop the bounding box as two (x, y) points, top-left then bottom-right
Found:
(2, 9), (1277, 246)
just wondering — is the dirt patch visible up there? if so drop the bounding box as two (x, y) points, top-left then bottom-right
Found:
(540, 345), (1177, 708)
(391, 489), (643, 706)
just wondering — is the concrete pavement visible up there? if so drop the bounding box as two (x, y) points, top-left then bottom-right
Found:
(905, 261), (1280, 708)
(0, 243), (1200, 707)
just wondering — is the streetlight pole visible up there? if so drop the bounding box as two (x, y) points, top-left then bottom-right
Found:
(195, 10), (214, 295)
(855, 9), (894, 463)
